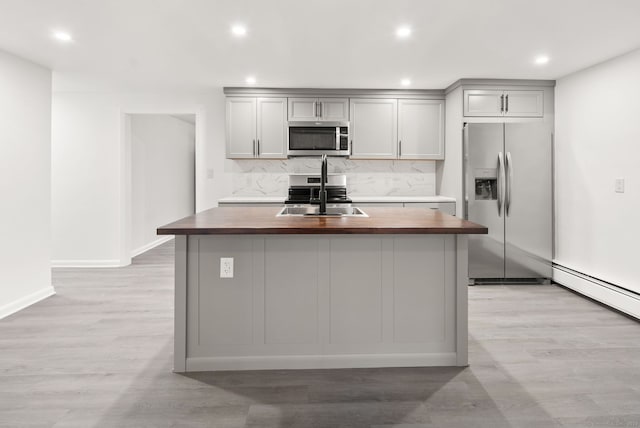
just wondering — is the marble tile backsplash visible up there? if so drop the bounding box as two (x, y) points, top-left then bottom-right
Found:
(228, 159), (436, 197)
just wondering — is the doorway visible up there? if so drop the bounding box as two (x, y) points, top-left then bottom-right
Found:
(128, 114), (196, 258)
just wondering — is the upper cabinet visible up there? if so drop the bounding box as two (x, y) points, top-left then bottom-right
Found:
(225, 88), (447, 161)
(288, 97), (349, 121)
(350, 99), (398, 159)
(463, 90), (543, 117)
(226, 97), (287, 159)
(350, 98), (444, 160)
(398, 99), (444, 160)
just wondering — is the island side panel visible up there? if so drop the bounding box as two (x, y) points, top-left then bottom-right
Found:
(173, 235), (187, 373)
(456, 235), (469, 366)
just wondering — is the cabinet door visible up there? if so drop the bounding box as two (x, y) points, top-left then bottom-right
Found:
(350, 99), (397, 159)
(226, 97), (257, 159)
(319, 98), (349, 121)
(463, 90), (504, 117)
(257, 98), (287, 158)
(503, 90), (543, 117)
(288, 98), (318, 121)
(398, 99), (444, 160)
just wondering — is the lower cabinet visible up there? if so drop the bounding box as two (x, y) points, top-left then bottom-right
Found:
(218, 202), (283, 207)
(353, 202), (404, 208)
(353, 201), (456, 215)
(184, 234), (460, 370)
(403, 202), (456, 216)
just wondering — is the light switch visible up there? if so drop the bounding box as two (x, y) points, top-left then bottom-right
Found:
(615, 177), (625, 193)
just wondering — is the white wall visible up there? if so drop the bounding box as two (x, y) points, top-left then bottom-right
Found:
(0, 50), (53, 318)
(52, 89), (229, 266)
(51, 87), (441, 266)
(555, 48), (640, 295)
(130, 115), (195, 255)
(438, 86), (464, 215)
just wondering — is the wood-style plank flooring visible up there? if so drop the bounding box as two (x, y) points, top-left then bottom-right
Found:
(1, 240), (639, 427)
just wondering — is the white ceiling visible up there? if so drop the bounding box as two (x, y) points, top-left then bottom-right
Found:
(1, 0), (639, 91)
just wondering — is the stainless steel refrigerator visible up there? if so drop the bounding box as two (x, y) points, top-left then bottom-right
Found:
(463, 123), (552, 283)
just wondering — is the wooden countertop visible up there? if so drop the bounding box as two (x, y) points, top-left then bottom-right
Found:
(157, 207), (488, 235)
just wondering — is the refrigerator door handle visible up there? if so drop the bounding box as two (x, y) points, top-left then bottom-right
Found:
(497, 152), (505, 216)
(505, 151), (513, 216)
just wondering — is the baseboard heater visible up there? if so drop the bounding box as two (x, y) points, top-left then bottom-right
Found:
(552, 264), (640, 320)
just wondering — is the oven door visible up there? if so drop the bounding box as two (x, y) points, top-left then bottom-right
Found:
(287, 122), (349, 156)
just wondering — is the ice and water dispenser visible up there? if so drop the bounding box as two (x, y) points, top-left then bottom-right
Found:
(474, 169), (497, 201)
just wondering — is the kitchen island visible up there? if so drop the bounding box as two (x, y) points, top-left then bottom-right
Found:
(158, 207), (487, 372)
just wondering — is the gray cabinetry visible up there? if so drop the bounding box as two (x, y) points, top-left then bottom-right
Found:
(226, 97), (256, 158)
(288, 97), (349, 121)
(179, 233), (465, 371)
(350, 98), (444, 160)
(218, 203), (283, 207)
(398, 99), (444, 160)
(463, 89), (543, 117)
(226, 97), (286, 159)
(352, 201), (456, 215)
(350, 98), (398, 159)
(404, 202), (456, 216)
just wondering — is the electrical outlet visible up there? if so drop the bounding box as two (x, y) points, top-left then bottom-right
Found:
(615, 177), (625, 193)
(220, 257), (234, 278)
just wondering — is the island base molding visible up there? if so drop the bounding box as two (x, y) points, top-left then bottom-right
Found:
(186, 353), (458, 372)
(173, 234), (468, 372)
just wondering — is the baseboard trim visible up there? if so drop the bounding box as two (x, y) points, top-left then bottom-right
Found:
(131, 236), (174, 258)
(184, 352), (458, 372)
(0, 286), (56, 320)
(51, 259), (123, 268)
(553, 264), (640, 320)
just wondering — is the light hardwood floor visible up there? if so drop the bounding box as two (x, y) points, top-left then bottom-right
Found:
(1, 240), (639, 427)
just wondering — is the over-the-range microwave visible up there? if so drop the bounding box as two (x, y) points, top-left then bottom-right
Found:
(287, 121), (350, 157)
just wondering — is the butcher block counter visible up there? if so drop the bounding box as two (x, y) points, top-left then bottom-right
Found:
(157, 206), (486, 235)
(158, 207), (487, 372)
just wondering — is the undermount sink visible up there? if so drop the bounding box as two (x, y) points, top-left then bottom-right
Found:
(277, 206), (368, 217)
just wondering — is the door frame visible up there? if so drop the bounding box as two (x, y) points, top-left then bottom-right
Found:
(119, 107), (205, 266)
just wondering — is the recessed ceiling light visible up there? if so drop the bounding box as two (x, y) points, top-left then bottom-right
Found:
(396, 26), (411, 39)
(245, 76), (256, 85)
(231, 25), (247, 37)
(401, 79), (411, 86)
(535, 55), (550, 65)
(52, 31), (73, 42)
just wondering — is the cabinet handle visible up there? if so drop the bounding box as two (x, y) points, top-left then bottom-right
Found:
(350, 140), (353, 156)
(505, 94), (509, 113)
(253, 139), (256, 156)
(257, 139), (260, 156)
(318, 102), (323, 117)
(399, 140), (402, 157)
(313, 101), (317, 117)
(500, 94), (504, 113)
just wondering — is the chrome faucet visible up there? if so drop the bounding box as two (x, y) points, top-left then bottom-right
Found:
(320, 154), (327, 215)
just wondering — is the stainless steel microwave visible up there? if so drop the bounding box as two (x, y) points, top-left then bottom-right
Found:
(287, 121), (350, 157)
